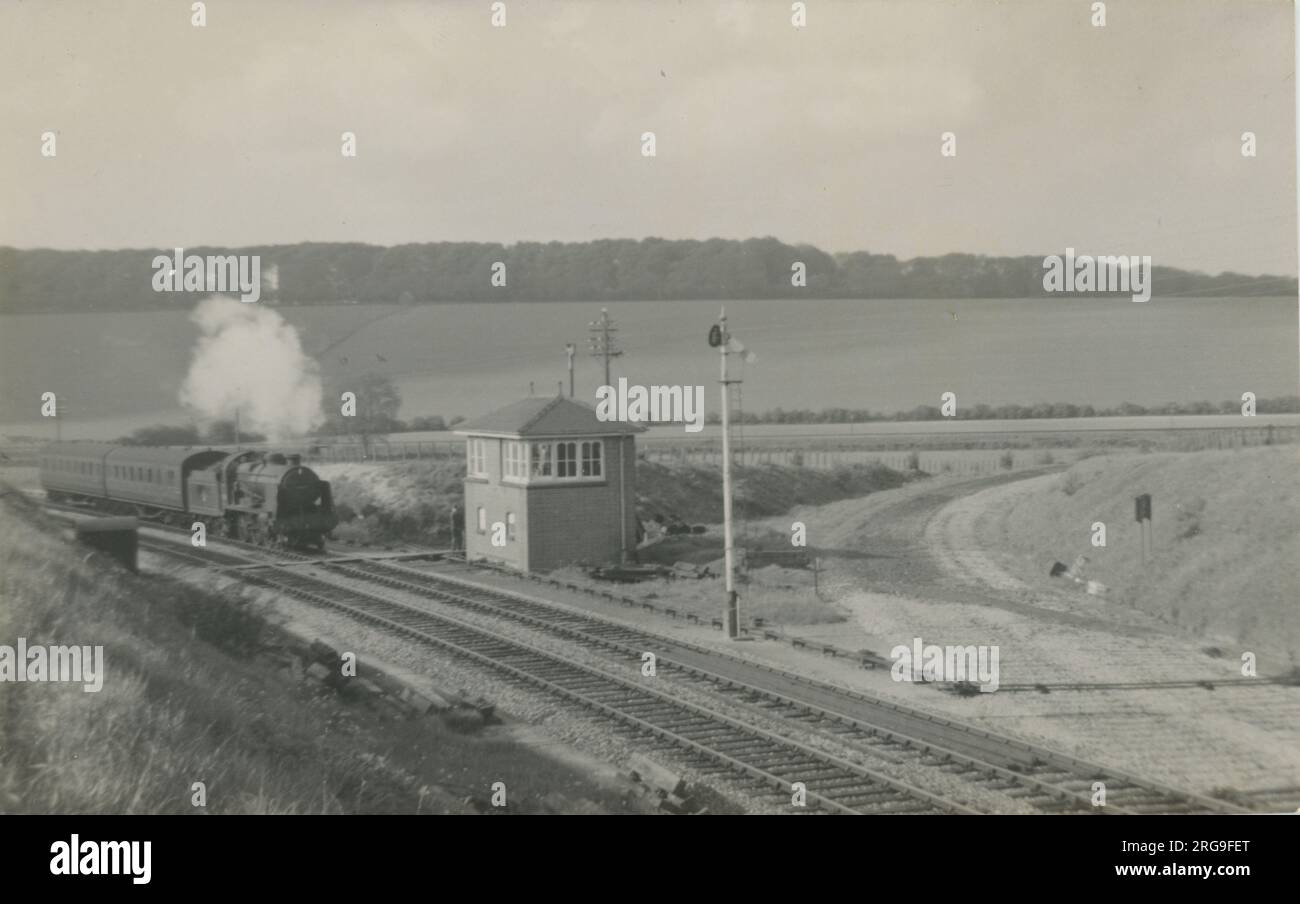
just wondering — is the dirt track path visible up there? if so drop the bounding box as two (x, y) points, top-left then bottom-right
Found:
(760, 469), (1300, 795)
(791, 468), (1056, 602)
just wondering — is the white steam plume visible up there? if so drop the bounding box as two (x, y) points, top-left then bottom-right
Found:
(178, 297), (323, 440)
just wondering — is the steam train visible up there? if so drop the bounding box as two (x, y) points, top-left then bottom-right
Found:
(39, 442), (338, 549)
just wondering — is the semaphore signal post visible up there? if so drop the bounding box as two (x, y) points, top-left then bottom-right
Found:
(713, 308), (741, 639)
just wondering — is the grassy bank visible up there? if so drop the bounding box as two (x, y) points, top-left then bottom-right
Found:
(996, 447), (1300, 667)
(317, 457), (921, 548)
(0, 489), (630, 814)
(636, 460), (918, 524)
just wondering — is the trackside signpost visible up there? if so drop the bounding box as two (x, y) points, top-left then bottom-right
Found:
(1135, 493), (1153, 562)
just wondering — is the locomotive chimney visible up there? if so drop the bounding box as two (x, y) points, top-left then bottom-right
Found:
(287, 454), (302, 468)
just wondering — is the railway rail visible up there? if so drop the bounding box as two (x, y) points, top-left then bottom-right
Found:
(40, 498), (1267, 815)
(316, 557), (1254, 815)
(123, 523), (1258, 815)
(134, 534), (972, 814)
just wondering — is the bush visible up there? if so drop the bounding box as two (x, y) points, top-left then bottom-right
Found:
(906, 450), (920, 471)
(331, 519), (373, 545)
(1060, 470), (1083, 495)
(999, 450), (1014, 470)
(1175, 496), (1206, 539)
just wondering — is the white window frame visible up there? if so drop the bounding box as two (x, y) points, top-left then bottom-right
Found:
(506, 511), (517, 541)
(530, 442), (552, 478)
(467, 438), (488, 478)
(516, 439), (605, 484)
(476, 506), (487, 534)
(581, 440), (603, 477)
(503, 440), (527, 481)
(554, 441), (578, 478)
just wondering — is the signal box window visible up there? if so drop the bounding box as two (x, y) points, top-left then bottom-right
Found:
(581, 441), (602, 477)
(468, 439), (488, 478)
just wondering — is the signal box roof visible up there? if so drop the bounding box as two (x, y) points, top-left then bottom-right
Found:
(455, 395), (645, 438)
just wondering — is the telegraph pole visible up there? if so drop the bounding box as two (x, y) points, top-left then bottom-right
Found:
(588, 307), (623, 389)
(718, 308), (740, 639)
(565, 343), (576, 397)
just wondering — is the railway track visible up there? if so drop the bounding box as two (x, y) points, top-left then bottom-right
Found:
(315, 557), (1253, 815)
(131, 528), (1254, 815)
(135, 535), (973, 814)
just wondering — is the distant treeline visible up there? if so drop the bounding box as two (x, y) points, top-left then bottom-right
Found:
(115, 396), (1300, 447)
(2, 240), (1295, 312)
(704, 396), (1300, 425)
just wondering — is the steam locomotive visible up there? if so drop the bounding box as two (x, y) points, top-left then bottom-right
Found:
(40, 442), (337, 549)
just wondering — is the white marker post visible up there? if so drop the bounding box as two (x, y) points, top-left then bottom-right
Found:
(718, 308), (739, 638)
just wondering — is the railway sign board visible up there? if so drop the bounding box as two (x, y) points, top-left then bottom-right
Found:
(1135, 493), (1152, 522)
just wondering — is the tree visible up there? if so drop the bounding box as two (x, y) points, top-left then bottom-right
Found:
(408, 415), (448, 431)
(327, 373), (402, 456)
(119, 424), (202, 446)
(204, 420), (267, 444)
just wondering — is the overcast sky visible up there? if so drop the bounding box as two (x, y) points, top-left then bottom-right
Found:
(1, 0), (1295, 275)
